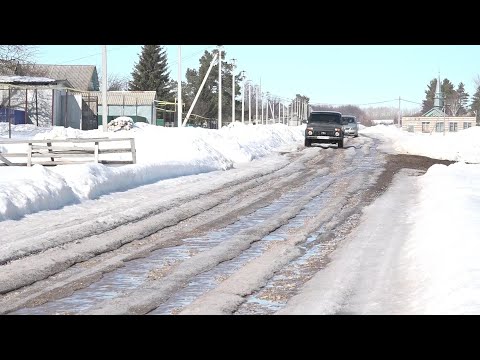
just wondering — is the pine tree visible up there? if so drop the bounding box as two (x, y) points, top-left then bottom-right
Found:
(441, 79), (455, 114)
(421, 78), (437, 114)
(470, 85), (480, 125)
(129, 45), (172, 101)
(451, 82), (469, 116)
(457, 82), (469, 115)
(183, 49), (241, 122)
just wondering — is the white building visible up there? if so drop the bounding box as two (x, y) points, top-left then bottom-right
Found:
(401, 75), (476, 133)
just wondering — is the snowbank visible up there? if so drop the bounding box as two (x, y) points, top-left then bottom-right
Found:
(0, 123), (304, 221)
(360, 124), (480, 163)
(403, 162), (480, 313)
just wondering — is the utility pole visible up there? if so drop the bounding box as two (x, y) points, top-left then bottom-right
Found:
(101, 45), (108, 132)
(273, 100), (280, 123)
(241, 71), (245, 124)
(398, 96), (401, 128)
(443, 101), (446, 136)
(261, 94), (264, 125)
(287, 104), (289, 125)
(218, 45), (223, 129)
(295, 98), (298, 121)
(178, 45), (182, 127)
(260, 78), (263, 124)
(266, 93), (269, 124)
(255, 85), (258, 124)
(231, 58), (236, 123)
(248, 82), (252, 125)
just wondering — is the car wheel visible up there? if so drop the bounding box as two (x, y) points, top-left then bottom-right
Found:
(338, 140), (344, 148)
(305, 139), (311, 147)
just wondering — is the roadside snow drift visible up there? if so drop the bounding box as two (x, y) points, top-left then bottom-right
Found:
(0, 122), (304, 221)
(361, 124), (480, 163)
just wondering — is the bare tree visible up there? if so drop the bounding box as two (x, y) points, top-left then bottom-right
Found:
(0, 45), (40, 75)
(474, 75), (480, 89)
(107, 73), (130, 91)
(97, 71), (130, 91)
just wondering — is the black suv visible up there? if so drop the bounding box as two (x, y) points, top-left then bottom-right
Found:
(304, 111), (344, 148)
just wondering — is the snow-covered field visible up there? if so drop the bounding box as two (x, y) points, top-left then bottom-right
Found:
(2, 121), (480, 314)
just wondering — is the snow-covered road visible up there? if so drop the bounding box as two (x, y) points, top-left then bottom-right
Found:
(279, 168), (422, 314)
(2, 135), (392, 314)
(3, 123), (479, 315)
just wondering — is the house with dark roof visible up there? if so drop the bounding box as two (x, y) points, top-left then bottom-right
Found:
(401, 75), (476, 133)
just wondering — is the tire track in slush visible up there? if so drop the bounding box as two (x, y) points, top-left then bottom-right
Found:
(12, 138), (383, 314)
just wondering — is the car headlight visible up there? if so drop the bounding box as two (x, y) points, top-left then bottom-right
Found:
(335, 132), (339, 137)
(308, 130), (313, 136)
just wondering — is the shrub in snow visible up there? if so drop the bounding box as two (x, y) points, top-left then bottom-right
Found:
(108, 117), (134, 132)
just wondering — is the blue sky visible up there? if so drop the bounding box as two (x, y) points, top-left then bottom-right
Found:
(35, 45), (480, 110)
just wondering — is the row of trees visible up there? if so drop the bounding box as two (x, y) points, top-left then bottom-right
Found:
(129, 46), (310, 125)
(421, 77), (480, 123)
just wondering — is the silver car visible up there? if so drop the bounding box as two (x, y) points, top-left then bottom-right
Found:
(341, 115), (359, 137)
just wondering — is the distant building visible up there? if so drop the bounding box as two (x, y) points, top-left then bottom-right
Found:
(401, 75), (476, 133)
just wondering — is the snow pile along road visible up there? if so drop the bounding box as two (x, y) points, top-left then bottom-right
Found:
(0, 123), (304, 221)
(360, 125), (480, 163)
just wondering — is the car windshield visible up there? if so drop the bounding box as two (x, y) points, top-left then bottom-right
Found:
(309, 113), (341, 124)
(342, 117), (356, 124)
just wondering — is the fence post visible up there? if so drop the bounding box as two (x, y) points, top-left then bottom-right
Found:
(94, 141), (99, 163)
(47, 142), (54, 162)
(27, 143), (32, 167)
(130, 138), (136, 164)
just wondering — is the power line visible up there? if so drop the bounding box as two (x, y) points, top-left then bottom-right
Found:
(401, 98), (423, 105)
(309, 97), (423, 107)
(58, 46), (129, 64)
(167, 46), (216, 71)
(56, 45), (213, 73)
(357, 99), (398, 106)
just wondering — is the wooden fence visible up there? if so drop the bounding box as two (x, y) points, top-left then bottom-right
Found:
(0, 138), (136, 166)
